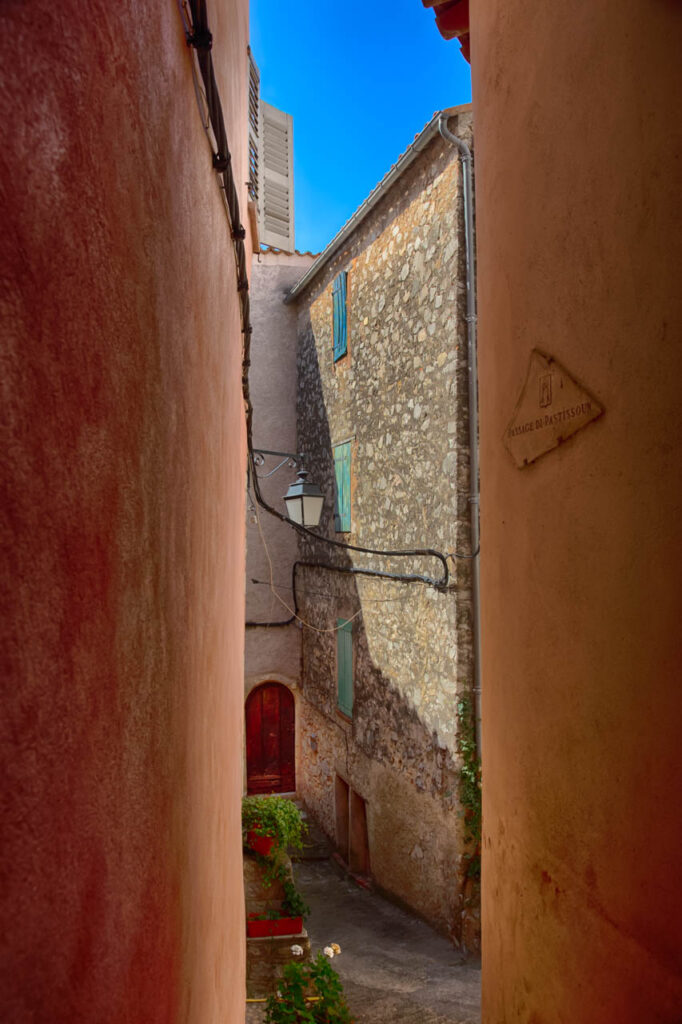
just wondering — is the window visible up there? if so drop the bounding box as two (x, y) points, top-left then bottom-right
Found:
(336, 619), (353, 717)
(332, 271), (348, 361)
(333, 441), (351, 532)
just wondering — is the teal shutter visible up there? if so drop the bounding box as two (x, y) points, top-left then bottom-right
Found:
(337, 619), (353, 716)
(332, 271), (347, 361)
(333, 442), (351, 532)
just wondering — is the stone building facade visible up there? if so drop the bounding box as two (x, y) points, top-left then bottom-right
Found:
(288, 106), (478, 946)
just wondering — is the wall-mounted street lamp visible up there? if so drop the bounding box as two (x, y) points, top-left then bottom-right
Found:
(251, 449), (324, 528)
(283, 468), (324, 527)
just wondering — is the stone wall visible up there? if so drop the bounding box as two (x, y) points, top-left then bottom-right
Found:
(293, 109), (477, 944)
(244, 852), (311, 996)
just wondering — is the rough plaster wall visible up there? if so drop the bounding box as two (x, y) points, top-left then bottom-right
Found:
(471, 1), (682, 1020)
(245, 252), (313, 686)
(294, 112), (475, 937)
(0, 1), (248, 1021)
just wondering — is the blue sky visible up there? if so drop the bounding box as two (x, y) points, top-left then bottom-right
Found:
(250, 1), (471, 254)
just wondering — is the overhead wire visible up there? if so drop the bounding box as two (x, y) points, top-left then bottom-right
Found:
(252, 496), (363, 634)
(249, 578), (411, 604)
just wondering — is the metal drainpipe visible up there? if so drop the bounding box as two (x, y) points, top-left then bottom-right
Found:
(438, 114), (482, 760)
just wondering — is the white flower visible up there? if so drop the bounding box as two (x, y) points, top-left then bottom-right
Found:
(323, 946), (335, 958)
(290, 944), (304, 957)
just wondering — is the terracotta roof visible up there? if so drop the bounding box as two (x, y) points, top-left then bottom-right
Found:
(422, 0), (470, 61)
(259, 245), (319, 258)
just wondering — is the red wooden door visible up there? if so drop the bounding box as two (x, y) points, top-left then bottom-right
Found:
(245, 683), (295, 794)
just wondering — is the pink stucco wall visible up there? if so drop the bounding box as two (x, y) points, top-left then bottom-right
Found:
(470, 1), (682, 1021)
(0, 1), (249, 1020)
(245, 251), (314, 694)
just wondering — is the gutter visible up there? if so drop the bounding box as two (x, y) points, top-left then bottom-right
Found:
(438, 114), (482, 761)
(285, 106), (469, 304)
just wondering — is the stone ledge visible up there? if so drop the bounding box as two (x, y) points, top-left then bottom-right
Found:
(246, 929), (312, 997)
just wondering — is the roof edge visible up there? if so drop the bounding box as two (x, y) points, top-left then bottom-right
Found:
(285, 104), (472, 304)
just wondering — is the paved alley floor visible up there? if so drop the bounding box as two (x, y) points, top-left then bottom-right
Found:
(246, 859), (480, 1023)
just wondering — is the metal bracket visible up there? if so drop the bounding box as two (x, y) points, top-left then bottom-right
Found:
(252, 449), (304, 477)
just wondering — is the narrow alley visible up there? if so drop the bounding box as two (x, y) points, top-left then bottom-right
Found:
(247, 857), (480, 1024)
(3, 2), (681, 1022)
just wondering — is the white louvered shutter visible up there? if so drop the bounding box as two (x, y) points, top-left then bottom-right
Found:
(247, 49), (260, 207)
(258, 100), (295, 250)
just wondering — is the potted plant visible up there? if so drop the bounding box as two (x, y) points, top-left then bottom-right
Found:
(247, 911), (304, 939)
(242, 795), (306, 856)
(264, 945), (352, 1023)
(246, 880), (310, 938)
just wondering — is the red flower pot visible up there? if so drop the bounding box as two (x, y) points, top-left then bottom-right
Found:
(246, 829), (276, 857)
(247, 914), (303, 938)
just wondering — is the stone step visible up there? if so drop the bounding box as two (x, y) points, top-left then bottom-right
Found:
(290, 804), (333, 861)
(246, 928), (311, 998)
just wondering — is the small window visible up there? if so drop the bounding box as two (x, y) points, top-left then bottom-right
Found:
(333, 441), (351, 532)
(332, 271), (348, 361)
(337, 619), (353, 717)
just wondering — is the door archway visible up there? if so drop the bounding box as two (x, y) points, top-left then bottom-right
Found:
(245, 682), (295, 794)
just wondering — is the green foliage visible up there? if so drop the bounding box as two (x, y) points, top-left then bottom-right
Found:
(250, 909), (283, 922)
(245, 802), (310, 919)
(264, 952), (353, 1024)
(457, 694), (482, 881)
(249, 880), (309, 922)
(255, 848), (290, 890)
(242, 796), (307, 852)
(282, 880), (310, 920)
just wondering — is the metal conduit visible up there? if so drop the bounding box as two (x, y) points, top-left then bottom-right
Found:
(438, 115), (482, 759)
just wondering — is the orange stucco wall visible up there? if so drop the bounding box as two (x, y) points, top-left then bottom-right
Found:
(0, 1), (248, 1020)
(470, 2), (682, 1021)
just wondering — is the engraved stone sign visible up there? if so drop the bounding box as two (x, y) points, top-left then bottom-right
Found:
(504, 350), (603, 467)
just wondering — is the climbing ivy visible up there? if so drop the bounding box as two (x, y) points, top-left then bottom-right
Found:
(457, 694), (481, 881)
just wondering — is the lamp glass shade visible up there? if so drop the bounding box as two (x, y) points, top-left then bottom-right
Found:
(284, 471), (324, 528)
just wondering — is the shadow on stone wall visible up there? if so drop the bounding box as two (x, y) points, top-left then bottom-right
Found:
(291, 311), (479, 950)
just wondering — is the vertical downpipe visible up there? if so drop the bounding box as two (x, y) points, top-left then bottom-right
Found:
(438, 114), (482, 760)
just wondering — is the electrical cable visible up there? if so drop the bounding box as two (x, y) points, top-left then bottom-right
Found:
(250, 498), (363, 634)
(248, 458), (452, 589)
(246, 556), (426, 630)
(249, 578), (410, 604)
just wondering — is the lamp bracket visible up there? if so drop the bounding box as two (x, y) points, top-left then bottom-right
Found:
(252, 449), (304, 477)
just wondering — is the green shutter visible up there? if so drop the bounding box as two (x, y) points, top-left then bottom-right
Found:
(332, 271), (347, 361)
(337, 619), (353, 717)
(333, 442), (351, 532)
